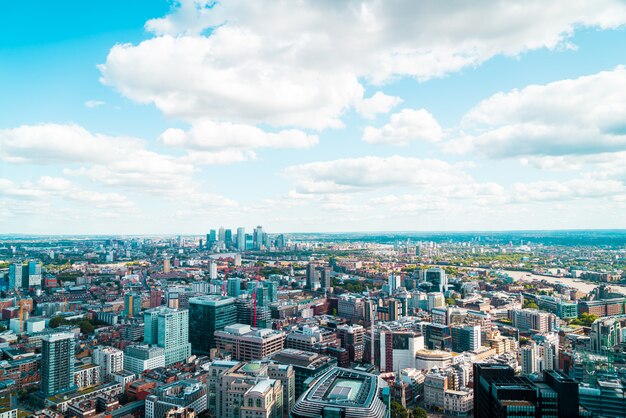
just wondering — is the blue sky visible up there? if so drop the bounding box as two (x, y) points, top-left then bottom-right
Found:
(2, 1), (626, 234)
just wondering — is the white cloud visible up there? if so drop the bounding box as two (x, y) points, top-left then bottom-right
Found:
(459, 66), (626, 158)
(0, 176), (136, 210)
(159, 120), (318, 154)
(363, 109), (442, 145)
(0, 123), (194, 192)
(284, 156), (473, 194)
(100, 0), (626, 130)
(509, 178), (625, 203)
(85, 100), (106, 108)
(355, 92), (402, 119)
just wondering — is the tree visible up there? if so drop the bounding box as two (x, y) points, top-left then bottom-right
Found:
(49, 316), (68, 328)
(412, 407), (428, 418)
(390, 401), (408, 418)
(78, 320), (94, 334)
(445, 297), (456, 306)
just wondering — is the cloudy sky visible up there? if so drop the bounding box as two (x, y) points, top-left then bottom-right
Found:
(2, 0), (626, 234)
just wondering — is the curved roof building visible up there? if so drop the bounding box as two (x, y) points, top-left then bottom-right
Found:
(291, 367), (387, 418)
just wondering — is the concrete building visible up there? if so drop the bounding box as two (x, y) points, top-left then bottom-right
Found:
(214, 324), (285, 361)
(124, 345), (166, 374)
(41, 332), (77, 397)
(145, 380), (207, 418)
(92, 346), (124, 381)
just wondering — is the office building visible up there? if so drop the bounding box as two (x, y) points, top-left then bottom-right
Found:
(254, 226), (264, 250)
(143, 307), (191, 366)
(423, 268), (448, 293)
(237, 227), (246, 250)
(336, 324), (365, 363)
(8, 263), (22, 291)
(306, 263), (319, 290)
(451, 325), (481, 353)
(291, 367), (387, 418)
(379, 330), (424, 372)
(474, 363), (583, 418)
(124, 345), (166, 374)
(124, 292), (142, 318)
(224, 229), (232, 245)
(511, 309), (557, 333)
(227, 277), (241, 298)
(268, 349), (337, 398)
(145, 380), (207, 418)
(41, 332), (77, 397)
(188, 295), (237, 353)
(214, 324), (285, 361)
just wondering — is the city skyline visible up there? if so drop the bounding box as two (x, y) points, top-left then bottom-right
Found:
(2, 1), (626, 235)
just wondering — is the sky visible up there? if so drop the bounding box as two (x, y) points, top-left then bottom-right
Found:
(2, 0), (626, 235)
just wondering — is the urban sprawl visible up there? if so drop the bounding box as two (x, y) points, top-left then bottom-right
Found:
(0, 229), (625, 417)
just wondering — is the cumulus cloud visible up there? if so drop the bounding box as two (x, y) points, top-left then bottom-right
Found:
(363, 109), (442, 145)
(458, 66), (626, 158)
(355, 92), (403, 119)
(0, 123), (194, 192)
(0, 176), (136, 210)
(100, 0), (626, 130)
(284, 156), (473, 194)
(159, 120), (318, 154)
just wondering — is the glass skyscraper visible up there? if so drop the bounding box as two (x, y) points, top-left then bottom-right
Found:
(189, 295), (237, 354)
(143, 307), (192, 366)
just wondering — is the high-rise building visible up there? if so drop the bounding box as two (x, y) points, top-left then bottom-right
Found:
(124, 292), (142, 318)
(451, 325), (481, 352)
(143, 307), (192, 366)
(521, 344), (538, 375)
(474, 363), (582, 418)
(8, 263), (22, 290)
(336, 324), (365, 363)
(41, 332), (77, 397)
(209, 229), (217, 243)
(224, 229), (232, 245)
(150, 289), (163, 308)
(227, 277), (241, 298)
(189, 295), (237, 353)
(237, 227), (246, 251)
(306, 264), (319, 290)
(26, 261), (42, 288)
(422, 268), (448, 293)
(209, 261), (218, 280)
(254, 226), (264, 250)
(92, 346), (124, 381)
(268, 349), (337, 398)
(320, 268), (332, 290)
(218, 226), (226, 243)
(163, 259), (171, 274)
(388, 273), (398, 293)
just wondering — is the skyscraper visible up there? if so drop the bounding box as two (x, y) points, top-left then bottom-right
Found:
(209, 229), (217, 243)
(8, 263), (22, 291)
(218, 226), (226, 243)
(26, 261), (42, 288)
(227, 277), (241, 298)
(41, 332), (76, 397)
(237, 227), (246, 251)
(254, 226), (264, 250)
(143, 307), (192, 366)
(306, 263), (319, 290)
(224, 229), (232, 245)
(188, 295), (237, 354)
(124, 292), (142, 318)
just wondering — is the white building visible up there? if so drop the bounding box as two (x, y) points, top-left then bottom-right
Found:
(93, 346), (124, 380)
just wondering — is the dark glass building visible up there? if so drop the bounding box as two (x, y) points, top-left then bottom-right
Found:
(188, 295), (237, 353)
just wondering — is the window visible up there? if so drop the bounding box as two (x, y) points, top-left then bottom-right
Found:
(248, 399), (253, 407)
(256, 398), (261, 408)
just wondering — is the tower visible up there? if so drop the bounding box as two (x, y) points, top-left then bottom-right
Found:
(41, 333), (76, 397)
